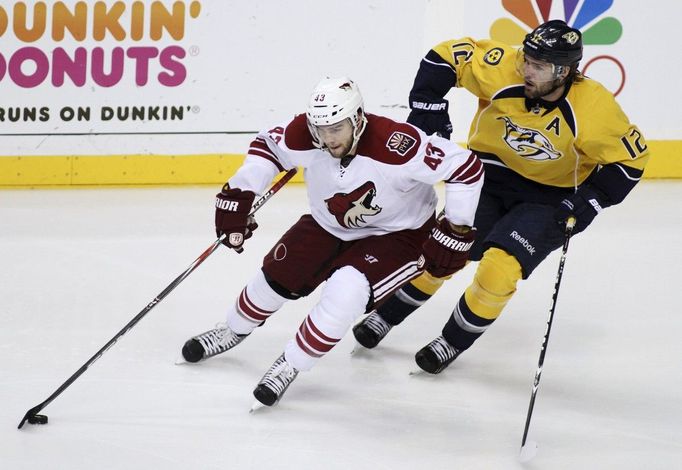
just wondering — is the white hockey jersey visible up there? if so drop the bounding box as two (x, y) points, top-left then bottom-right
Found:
(229, 113), (483, 241)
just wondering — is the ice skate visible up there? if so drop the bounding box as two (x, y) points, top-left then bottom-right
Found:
(252, 353), (299, 406)
(180, 323), (249, 363)
(414, 335), (461, 374)
(352, 311), (393, 349)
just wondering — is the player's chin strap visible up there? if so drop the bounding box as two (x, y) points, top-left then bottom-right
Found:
(17, 168), (298, 430)
(348, 114), (368, 155)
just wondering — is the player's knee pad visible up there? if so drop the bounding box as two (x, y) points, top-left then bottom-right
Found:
(310, 266), (370, 336)
(464, 247), (522, 320)
(227, 270), (289, 334)
(245, 270), (289, 311)
(410, 270), (450, 296)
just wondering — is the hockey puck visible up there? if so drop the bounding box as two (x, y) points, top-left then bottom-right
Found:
(27, 414), (48, 425)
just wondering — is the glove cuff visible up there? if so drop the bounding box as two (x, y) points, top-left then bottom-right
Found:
(577, 185), (607, 214)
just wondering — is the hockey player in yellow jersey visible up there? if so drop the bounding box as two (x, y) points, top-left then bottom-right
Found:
(353, 20), (650, 373)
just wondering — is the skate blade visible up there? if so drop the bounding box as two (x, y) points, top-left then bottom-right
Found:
(408, 368), (425, 376)
(249, 400), (267, 413)
(174, 355), (189, 365)
(350, 342), (366, 356)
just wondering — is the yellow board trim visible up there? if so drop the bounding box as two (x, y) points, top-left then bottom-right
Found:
(0, 140), (679, 187)
(642, 141), (682, 178)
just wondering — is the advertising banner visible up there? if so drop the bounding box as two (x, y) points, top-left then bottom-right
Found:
(0, 1), (679, 181)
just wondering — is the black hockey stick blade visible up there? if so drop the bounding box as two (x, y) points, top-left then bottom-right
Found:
(18, 405), (46, 429)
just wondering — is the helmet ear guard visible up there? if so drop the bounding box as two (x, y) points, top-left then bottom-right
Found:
(306, 77), (367, 152)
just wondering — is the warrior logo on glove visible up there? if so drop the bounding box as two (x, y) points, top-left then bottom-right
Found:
(229, 233), (244, 246)
(431, 226), (475, 251)
(422, 219), (476, 278)
(325, 181), (383, 229)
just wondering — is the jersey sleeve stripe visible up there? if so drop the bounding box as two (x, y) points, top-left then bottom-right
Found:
(445, 153), (484, 184)
(424, 49), (456, 72)
(250, 138), (275, 155)
(456, 165), (484, 184)
(614, 162), (643, 181)
(248, 149), (286, 172)
(248, 138), (285, 171)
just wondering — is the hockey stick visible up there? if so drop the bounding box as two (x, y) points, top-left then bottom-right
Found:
(18, 168), (298, 429)
(519, 216), (576, 461)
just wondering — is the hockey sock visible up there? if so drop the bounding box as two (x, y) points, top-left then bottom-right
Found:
(226, 270), (288, 335)
(286, 266), (370, 371)
(378, 271), (449, 325)
(443, 248), (522, 350)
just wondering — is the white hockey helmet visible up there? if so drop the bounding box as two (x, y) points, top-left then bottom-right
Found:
(306, 77), (367, 153)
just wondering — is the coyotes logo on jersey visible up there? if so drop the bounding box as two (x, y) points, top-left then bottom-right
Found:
(325, 181), (382, 229)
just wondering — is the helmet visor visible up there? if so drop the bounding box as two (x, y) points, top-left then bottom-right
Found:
(516, 50), (568, 85)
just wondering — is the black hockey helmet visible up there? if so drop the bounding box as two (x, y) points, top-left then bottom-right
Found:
(523, 20), (582, 66)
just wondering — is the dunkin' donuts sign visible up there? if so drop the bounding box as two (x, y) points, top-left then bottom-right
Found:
(0, 1), (202, 88)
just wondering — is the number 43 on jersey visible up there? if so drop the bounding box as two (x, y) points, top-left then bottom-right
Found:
(423, 143), (445, 170)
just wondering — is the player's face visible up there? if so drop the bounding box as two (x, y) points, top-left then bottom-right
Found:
(519, 54), (567, 99)
(315, 119), (354, 158)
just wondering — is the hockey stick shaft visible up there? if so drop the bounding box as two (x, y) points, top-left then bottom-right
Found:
(520, 216), (576, 448)
(18, 168), (297, 429)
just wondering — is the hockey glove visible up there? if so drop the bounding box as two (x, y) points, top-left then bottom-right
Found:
(407, 104), (453, 139)
(554, 186), (607, 233)
(215, 184), (257, 251)
(422, 219), (476, 278)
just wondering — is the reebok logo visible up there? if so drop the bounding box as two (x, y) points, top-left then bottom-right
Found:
(216, 199), (239, 211)
(510, 230), (536, 255)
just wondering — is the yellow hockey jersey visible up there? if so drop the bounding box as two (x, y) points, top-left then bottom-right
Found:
(428, 38), (649, 190)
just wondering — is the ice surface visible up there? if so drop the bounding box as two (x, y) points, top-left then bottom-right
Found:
(1, 181), (681, 469)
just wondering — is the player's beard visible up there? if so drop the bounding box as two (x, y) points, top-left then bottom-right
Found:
(524, 77), (565, 100)
(326, 140), (353, 159)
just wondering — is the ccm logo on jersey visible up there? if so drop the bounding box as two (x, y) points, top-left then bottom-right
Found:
(216, 199), (241, 211)
(386, 131), (417, 156)
(411, 101), (447, 111)
(325, 181), (383, 229)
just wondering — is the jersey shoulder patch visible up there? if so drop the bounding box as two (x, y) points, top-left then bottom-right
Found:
(357, 114), (422, 165)
(284, 114), (316, 151)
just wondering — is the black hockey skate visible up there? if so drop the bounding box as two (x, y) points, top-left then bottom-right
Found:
(415, 335), (461, 374)
(352, 311), (393, 349)
(181, 323), (249, 363)
(253, 353), (299, 406)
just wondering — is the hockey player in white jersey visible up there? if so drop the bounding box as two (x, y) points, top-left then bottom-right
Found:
(181, 77), (484, 406)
